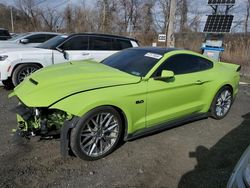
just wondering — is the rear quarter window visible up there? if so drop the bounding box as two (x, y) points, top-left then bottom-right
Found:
(45, 34), (57, 40)
(112, 39), (132, 50)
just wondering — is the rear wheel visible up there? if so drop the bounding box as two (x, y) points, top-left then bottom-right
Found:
(210, 86), (233, 119)
(70, 106), (123, 160)
(12, 64), (40, 86)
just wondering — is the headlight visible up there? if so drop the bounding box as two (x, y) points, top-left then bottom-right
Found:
(243, 163), (250, 187)
(0, 55), (8, 61)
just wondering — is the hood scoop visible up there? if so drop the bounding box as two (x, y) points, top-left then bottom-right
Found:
(29, 78), (38, 85)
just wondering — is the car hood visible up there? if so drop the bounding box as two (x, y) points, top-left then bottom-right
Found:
(11, 60), (141, 107)
(0, 41), (18, 48)
(0, 47), (51, 56)
(0, 40), (16, 43)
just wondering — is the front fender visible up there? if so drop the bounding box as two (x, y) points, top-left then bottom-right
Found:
(49, 83), (147, 135)
(8, 60), (45, 77)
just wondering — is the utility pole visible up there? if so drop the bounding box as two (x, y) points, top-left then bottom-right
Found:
(66, 0), (72, 32)
(10, 7), (14, 33)
(180, 0), (188, 32)
(167, 0), (176, 47)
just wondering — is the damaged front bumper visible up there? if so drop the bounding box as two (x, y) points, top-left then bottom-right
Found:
(12, 102), (80, 157)
(13, 102), (73, 139)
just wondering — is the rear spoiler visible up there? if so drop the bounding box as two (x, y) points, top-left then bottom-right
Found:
(219, 62), (241, 72)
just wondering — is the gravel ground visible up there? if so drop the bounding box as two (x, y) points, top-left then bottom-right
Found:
(0, 85), (250, 188)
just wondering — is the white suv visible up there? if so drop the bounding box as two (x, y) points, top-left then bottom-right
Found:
(0, 33), (139, 88)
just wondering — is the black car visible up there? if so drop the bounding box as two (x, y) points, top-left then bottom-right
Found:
(0, 28), (11, 40)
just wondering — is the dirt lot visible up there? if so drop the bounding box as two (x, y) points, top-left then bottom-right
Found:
(0, 85), (250, 188)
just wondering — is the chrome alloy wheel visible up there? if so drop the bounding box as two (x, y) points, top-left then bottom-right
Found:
(79, 112), (119, 157)
(17, 66), (37, 83)
(215, 89), (232, 117)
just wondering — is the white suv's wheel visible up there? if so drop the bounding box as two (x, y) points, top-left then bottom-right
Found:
(12, 64), (40, 86)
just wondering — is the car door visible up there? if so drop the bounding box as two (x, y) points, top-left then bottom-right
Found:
(53, 35), (91, 64)
(146, 53), (213, 128)
(88, 36), (117, 62)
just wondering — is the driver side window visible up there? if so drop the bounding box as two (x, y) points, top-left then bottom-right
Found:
(154, 54), (213, 76)
(26, 34), (47, 43)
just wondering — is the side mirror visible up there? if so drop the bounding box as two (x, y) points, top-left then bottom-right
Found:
(154, 70), (174, 81)
(63, 51), (69, 60)
(20, 38), (29, 44)
(161, 70), (174, 78)
(56, 47), (69, 60)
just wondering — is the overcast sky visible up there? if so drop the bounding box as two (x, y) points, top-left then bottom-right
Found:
(0, 0), (244, 9)
(0, 0), (94, 8)
(0, 0), (247, 32)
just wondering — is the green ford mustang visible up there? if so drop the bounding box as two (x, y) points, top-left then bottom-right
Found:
(10, 47), (240, 160)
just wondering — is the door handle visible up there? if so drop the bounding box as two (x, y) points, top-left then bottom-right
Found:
(82, 52), (90, 56)
(195, 80), (205, 85)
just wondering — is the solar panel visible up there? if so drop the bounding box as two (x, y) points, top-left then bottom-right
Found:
(208, 0), (235, 5)
(203, 15), (234, 33)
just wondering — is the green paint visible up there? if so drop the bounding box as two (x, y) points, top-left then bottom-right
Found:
(11, 50), (240, 135)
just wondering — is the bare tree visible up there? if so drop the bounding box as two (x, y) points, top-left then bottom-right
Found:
(179, 0), (188, 32)
(15, 0), (41, 31)
(39, 8), (62, 31)
(167, 0), (176, 47)
(96, 0), (117, 33)
(117, 0), (133, 33)
(142, 1), (155, 33)
(230, 19), (244, 33)
(189, 14), (201, 32)
(69, 2), (100, 32)
(153, 0), (170, 33)
(64, 4), (73, 32)
(130, 0), (142, 32)
(245, 0), (250, 33)
(0, 4), (11, 30)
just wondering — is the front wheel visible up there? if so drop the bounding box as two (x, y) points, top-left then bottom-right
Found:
(70, 106), (123, 160)
(12, 64), (40, 86)
(210, 86), (233, 119)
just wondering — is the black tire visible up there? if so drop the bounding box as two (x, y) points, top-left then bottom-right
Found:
(70, 106), (123, 161)
(210, 86), (233, 120)
(12, 64), (40, 86)
(2, 78), (14, 90)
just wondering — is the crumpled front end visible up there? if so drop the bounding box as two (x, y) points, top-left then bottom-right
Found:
(13, 101), (73, 139)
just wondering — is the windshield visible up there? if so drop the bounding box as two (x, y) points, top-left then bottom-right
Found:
(36, 35), (68, 49)
(102, 49), (163, 77)
(8, 33), (29, 41)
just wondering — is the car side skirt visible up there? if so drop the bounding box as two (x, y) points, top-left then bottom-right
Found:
(125, 113), (209, 141)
